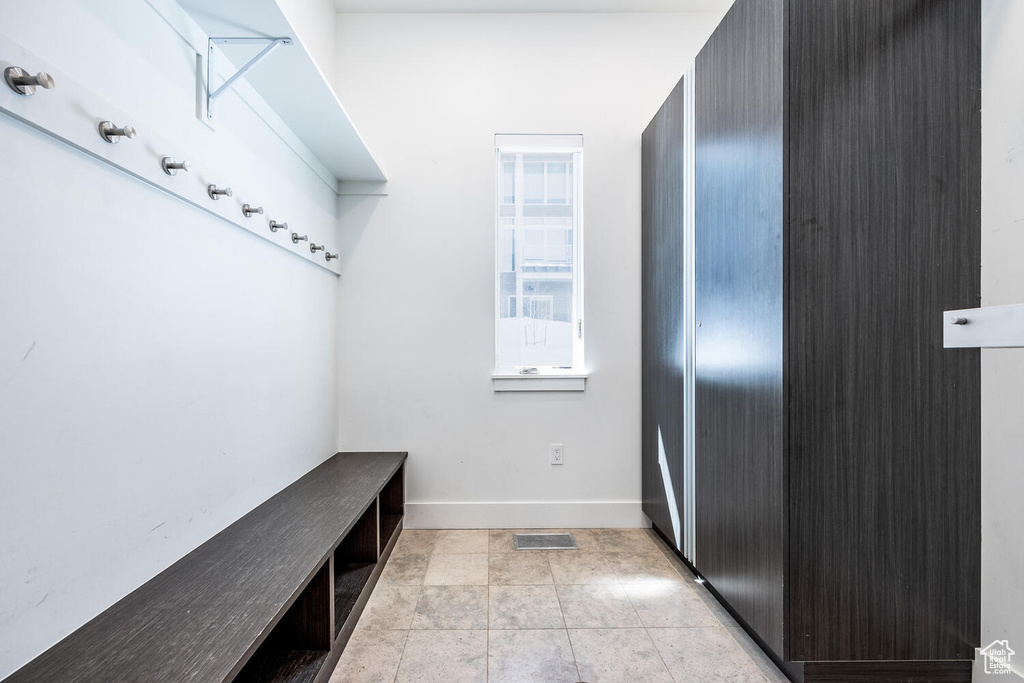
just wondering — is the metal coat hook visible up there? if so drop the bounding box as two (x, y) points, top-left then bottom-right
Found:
(291, 233), (308, 244)
(0, 34), (344, 279)
(310, 243), (324, 253)
(325, 252), (338, 262)
(4, 66), (54, 96)
(98, 121), (136, 144)
(208, 184), (232, 200)
(161, 157), (190, 176)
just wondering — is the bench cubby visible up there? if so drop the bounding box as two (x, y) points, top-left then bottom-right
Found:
(5, 452), (407, 683)
(333, 499), (379, 639)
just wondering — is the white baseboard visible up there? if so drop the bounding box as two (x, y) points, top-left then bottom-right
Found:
(405, 501), (649, 529)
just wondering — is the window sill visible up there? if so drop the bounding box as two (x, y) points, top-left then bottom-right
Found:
(492, 373), (588, 392)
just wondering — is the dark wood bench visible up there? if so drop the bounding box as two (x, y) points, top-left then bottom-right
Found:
(5, 451), (407, 683)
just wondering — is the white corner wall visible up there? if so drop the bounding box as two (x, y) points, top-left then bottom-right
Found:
(979, 1), (1024, 678)
(277, 0), (339, 84)
(331, 12), (723, 529)
(0, 1), (340, 677)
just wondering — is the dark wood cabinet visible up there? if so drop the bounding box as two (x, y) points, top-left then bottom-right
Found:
(782, 1), (981, 666)
(694, 0), (788, 660)
(643, 1), (981, 680)
(641, 74), (688, 553)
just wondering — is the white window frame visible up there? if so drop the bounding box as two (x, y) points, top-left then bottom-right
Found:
(493, 134), (586, 391)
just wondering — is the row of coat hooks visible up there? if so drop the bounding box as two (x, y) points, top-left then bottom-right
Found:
(197, 181), (336, 260)
(4, 63), (339, 264)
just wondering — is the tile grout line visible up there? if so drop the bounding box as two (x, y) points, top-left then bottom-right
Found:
(485, 608), (490, 682)
(389, 629), (412, 683)
(550, 551), (585, 683)
(387, 532), (413, 683)
(719, 625), (774, 683)
(621, 580), (679, 683)
(644, 622), (680, 683)
(486, 545), (491, 682)
(643, 530), (778, 682)
(382, 529), (742, 682)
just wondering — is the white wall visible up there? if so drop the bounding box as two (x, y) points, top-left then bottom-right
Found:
(278, 0), (338, 84)
(978, 1), (1024, 678)
(0, 1), (340, 677)
(331, 12), (722, 528)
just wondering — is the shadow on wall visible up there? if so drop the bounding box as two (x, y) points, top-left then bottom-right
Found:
(336, 195), (385, 271)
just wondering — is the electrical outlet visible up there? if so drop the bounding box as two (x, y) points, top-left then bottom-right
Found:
(550, 444), (564, 465)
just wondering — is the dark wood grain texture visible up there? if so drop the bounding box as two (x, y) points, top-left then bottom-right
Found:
(784, 0), (981, 662)
(235, 561), (334, 683)
(270, 558), (335, 651)
(641, 74), (687, 549)
(234, 651), (330, 683)
(339, 499), (380, 565)
(4, 452), (407, 683)
(678, 0), (980, 674)
(333, 500), (379, 638)
(378, 463), (405, 547)
(333, 563), (375, 639)
(694, 0), (787, 656)
(802, 660), (973, 683)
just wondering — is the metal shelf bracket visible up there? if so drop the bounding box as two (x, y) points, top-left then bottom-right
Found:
(207, 36), (291, 120)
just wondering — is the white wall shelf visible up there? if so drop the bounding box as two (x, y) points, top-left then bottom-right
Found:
(173, 0), (386, 192)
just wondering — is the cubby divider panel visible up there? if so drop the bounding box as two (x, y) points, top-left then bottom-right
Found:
(379, 464), (404, 548)
(333, 499), (378, 638)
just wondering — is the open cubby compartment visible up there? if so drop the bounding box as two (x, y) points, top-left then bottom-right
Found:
(333, 499), (378, 638)
(379, 464), (404, 549)
(233, 560), (334, 683)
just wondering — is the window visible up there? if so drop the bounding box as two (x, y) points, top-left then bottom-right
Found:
(495, 134), (584, 375)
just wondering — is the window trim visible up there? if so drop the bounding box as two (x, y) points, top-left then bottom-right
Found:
(491, 372), (588, 392)
(493, 134), (586, 386)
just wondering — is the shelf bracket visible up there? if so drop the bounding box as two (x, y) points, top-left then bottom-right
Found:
(207, 36), (291, 120)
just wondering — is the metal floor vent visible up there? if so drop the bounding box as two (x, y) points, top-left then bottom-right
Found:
(513, 533), (578, 550)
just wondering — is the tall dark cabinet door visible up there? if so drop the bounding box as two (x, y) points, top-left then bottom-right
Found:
(784, 0), (981, 661)
(694, 0), (787, 655)
(641, 76), (687, 549)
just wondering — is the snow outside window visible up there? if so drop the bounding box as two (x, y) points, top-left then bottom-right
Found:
(494, 134), (584, 374)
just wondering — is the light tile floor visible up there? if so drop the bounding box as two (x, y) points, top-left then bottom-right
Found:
(329, 528), (788, 683)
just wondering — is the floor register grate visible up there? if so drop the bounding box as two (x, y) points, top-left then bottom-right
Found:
(512, 533), (578, 550)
